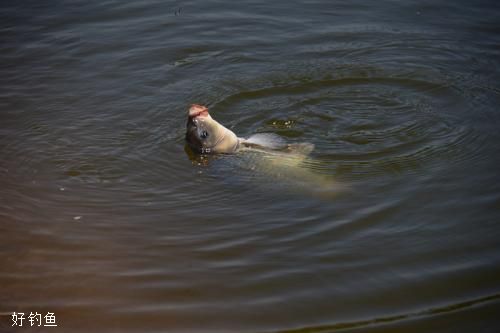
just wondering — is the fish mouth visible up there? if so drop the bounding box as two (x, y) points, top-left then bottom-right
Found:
(189, 104), (209, 118)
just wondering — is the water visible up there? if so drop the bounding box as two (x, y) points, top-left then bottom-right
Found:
(1, 1), (500, 332)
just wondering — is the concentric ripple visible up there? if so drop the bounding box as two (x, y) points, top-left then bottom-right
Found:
(209, 67), (482, 181)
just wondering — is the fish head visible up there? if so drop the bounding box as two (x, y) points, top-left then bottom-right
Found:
(185, 104), (239, 154)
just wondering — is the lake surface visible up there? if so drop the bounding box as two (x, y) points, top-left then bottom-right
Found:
(1, 0), (500, 332)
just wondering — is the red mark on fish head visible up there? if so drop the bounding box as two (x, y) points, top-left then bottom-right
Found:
(189, 104), (209, 118)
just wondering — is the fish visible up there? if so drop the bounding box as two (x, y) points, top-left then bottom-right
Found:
(185, 104), (346, 196)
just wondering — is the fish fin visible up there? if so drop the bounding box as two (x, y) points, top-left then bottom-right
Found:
(241, 133), (287, 150)
(286, 143), (315, 155)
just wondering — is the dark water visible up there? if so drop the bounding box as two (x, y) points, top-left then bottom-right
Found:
(1, 0), (500, 332)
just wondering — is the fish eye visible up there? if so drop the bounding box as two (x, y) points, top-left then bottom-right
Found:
(200, 130), (209, 139)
